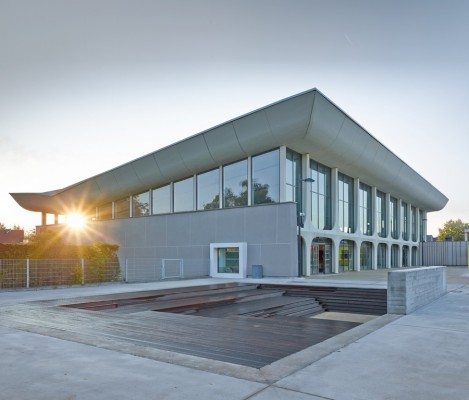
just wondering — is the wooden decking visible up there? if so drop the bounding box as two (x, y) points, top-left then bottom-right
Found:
(0, 283), (380, 369)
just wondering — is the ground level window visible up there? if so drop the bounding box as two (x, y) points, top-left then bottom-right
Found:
(377, 243), (387, 269)
(311, 237), (333, 274)
(339, 240), (354, 272)
(391, 244), (399, 267)
(360, 242), (372, 270)
(217, 247), (240, 274)
(210, 243), (247, 278)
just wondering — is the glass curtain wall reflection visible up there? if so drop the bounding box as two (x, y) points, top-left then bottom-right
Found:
(310, 160), (331, 230)
(223, 160), (248, 207)
(377, 243), (387, 269)
(152, 184), (171, 215)
(401, 202), (408, 240)
(197, 169), (220, 210)
(132, 191), (150, 217)
(338, 173), (354, 233)
(174, 177), (194, 212)
(391, 244), (399, 267)
(376, 191), (386, 237)
(114, 197), (130, 219)
(251, 149), (279, 204)
(359, 183), (372, 235)
(97, 203), (112, 220)
(286, 149), (302, 213)
(390, 197), (398, 239)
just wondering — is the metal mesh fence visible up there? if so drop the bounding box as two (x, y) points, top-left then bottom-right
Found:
(0, 259), (121, 289)
(125, 258), (209, 283)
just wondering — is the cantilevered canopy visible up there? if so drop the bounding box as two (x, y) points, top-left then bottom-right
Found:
(10, 89), (448, 214)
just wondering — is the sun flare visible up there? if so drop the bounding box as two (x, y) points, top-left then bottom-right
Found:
(67, 213), (86, 229)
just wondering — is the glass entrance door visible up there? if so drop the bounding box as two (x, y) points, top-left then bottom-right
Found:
(311, 238), (332, 274)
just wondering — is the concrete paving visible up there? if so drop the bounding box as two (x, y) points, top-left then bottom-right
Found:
(1, 266), (469, 399)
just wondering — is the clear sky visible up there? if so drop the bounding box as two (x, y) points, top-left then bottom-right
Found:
(1, 0), (468, 235)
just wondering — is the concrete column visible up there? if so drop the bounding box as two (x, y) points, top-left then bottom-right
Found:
(355, 239), (361, 271)
(386, 243), (392, 269)
(303, 153), (311, 228)
(415, 207), (420, 243)
(385, 193), (391, 239)
(333, 237), (340, 273)
(41, 212), (47, 226)
(54, 214), (59, 225)
(372, 241), (378, 270)
(397, 198), (403, 241)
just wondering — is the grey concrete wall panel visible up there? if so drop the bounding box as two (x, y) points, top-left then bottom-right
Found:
(177, 134), (216, 174)
(82, 202), (297, 278)
(421, 241), (468, 266)
(130, 155), (164, 190)
(246, 244), (261, 276)
(245, 205), (278, 244)
(215, 208), (246, 243)
(232, 110), (274, 155)
(166, 213), (192, 246)
(202, 123), (247, 165)
(153, 145), (192, 182)
(189, 211), (218, 245)
(388, 266), (447, 314)
(145, 216), (167, 246)
(265, 91), (314, 143)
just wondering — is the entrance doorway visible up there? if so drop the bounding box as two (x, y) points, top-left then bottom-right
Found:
(311, 238), (332, 274)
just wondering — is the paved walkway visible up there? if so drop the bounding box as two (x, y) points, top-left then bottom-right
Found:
(1, 267), (469, 399)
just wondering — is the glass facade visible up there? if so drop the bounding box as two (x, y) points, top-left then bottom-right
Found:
(339, 240), (354, 272)
(174, 177), (194, 212)
(390, 197), (398, 239)
(377, 243), (387, 269)
(310, 160), (332, 230)
(401, 202), (408, 240)
(376, 191), (386, 237)
(152, 184), (171, 215)
(251, 149), (279, 205)
(419, 209), (425, 241)
(223, 159), (248, 208)
(114, 197), (130, 219)
(402, 245), (409, 266)
(286, 149), (302, 211)
(132, 191), (150, 217)
(360, 242), (372, 270)
(338, 173), (354, 233)
(197, 169), (220, 210)
(359, 182), (372, 236)
(97, 203), (112, 220)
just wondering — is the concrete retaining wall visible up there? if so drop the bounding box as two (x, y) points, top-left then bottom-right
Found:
(387, 266), (447, 314)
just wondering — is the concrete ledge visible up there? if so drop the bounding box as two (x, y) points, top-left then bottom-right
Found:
(387, 266), (447, 314)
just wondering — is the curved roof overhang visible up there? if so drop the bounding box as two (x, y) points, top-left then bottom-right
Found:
(10, 89), (448, 214)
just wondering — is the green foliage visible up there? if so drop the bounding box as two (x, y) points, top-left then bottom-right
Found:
(437, 219), (469, 241)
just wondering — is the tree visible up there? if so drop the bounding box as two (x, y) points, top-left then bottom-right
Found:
(437, 219), (469, 241)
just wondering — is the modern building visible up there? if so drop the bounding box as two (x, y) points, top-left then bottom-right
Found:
(11, 89), (448, 278)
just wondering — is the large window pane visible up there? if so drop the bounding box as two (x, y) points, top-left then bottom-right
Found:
(286, 149), (302, 214)
(359, 182), (372, 236)
(152, 184), (171, 215)
(401, 201), (408, 240)
(252, 149), (279, 205)
(390, 197), (398, 239)
(338, 173), (354, 233)
(310, 160), (331, 230)
(197, 169), (220, 210)
(174, 177), (194, 212)
(376, 191), (386, 237)
(223, 160), (248, 207)
(114, 197), (130, 219)
(132, 191), (150, 217)
(97, 203), (112, 220)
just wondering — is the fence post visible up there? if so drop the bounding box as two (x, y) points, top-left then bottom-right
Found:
(81, 259), (85, 285)
(125, 259), (128, 282)
(26, 258), (30, 289)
